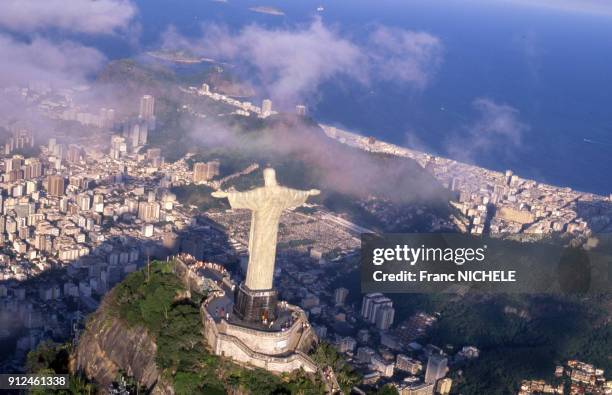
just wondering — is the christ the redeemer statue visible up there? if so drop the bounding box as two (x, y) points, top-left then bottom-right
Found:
(212, 168), (319, 322)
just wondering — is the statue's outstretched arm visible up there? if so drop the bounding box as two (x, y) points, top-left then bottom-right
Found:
(280, 188), (320, 208)
(212, 189), (262, 209)
(295, 189), (320, 198)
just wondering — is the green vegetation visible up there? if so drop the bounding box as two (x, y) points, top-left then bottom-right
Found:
(110, 261), (223, 393)
(171, 184), (228, 211)
(26, 341), (72, 375)
(97, 58), (176, 88)
(149, 96), (198, 162)
(110, 261), (325, 394)
(415, 294), (611, 394)
(26, 341), (97, 394)
(311, 342), (360, 394)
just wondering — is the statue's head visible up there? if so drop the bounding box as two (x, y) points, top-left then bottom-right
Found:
(263, 167), (278, 187)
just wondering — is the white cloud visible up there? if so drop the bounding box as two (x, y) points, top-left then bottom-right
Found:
(446, 98), (529, 162)
(369, 27), (443, 89)
(0, 35), (106, 88)
(0, 0), (136, 35)
(470, 98), (527, 147)
(160, 19), (443, 105)
(496, 0), (612, 16)
(162, 19), (366, 104)
(0, 0), (137, 90)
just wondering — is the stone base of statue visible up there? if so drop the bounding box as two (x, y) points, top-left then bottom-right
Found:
(234, 283), (278, 322)
(200, 277), (318, 375)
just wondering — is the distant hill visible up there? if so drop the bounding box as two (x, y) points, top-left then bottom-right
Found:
(96, 59), (176, 96)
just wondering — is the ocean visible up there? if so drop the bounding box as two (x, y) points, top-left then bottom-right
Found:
(102, 0), (612, 195)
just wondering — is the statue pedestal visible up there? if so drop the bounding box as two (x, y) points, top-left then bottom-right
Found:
(233, 283), (278, 322)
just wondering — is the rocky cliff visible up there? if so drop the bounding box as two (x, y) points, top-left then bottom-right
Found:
(71, 261), (326, 394)
(72, 297), (173, 394)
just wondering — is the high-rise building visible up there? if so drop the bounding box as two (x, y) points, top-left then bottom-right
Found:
(193, 162), (209, 183)
(396, 354), (423, 374)
(139, 95), (155, 119)
(138, 201), (160, 223)
(7, 169), (23, 183)
(261, 99), (272, 117)
(109, 135), (127, 159)
(12, 184), (24, 197)
(375, 305), (395, 330)
(436, 378), (452, 395)
(193, 161), (220, 183)
(52, 143), (64, 159)
(334, 287), (349, 306)
(66, 145), (83, 163)
(361, 293), (393, 324)
(18, 226), (31, 240)
(126, 121), (148, 149)
(207, 160), (220, 179)
(138, 124), (148, 146)
(296, 105), (307, 116)
(361, 293), (382, 319)
(4, 129), (34, 154)
(336, 336), (356, 353)
(370, 355), (394, 377)
(23, 159), (42, 180)
(47, 175), (66, 197)
(77, 194), (91, 211)
(26, 180), (38, 194)
(424, 354), (448, 384)
(142, 223), (154, 238)
(5, 155), (24, 173)
(147, 148), (163, 167)
(59, 197), (68, 213)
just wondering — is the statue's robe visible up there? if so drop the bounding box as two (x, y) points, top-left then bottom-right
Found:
(226, 186), (313, 290)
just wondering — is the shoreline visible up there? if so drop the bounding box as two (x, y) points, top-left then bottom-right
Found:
(319, 123), (606, 199)
(318, 123), (611, 236)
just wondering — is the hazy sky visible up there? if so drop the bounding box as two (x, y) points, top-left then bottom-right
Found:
(497, 0), (612, 16)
